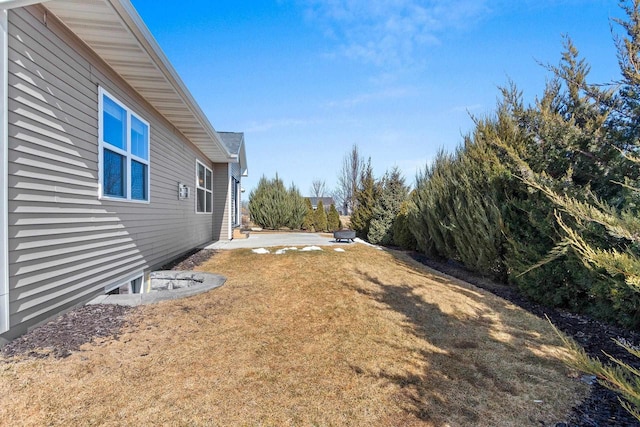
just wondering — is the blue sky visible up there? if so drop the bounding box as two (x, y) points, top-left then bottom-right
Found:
(130, 0), (621, 196)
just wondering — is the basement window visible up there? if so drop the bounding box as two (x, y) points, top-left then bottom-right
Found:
(106, 274), (144, 295)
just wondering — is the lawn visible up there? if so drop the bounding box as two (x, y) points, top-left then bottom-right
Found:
(0, 245), (587, 426)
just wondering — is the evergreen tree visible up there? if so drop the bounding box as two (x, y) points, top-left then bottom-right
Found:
(248, 175), (287, 229)
(402, 1), (640, 419)
(287, 184), (307, 230)
(409, 128), (509, 279)
(502, 3), (640, 418)
(248, 175), (269, 227)
(392, 197), (417, 250)
(350, 159), (378, 239)
(327, 203), (340, 231)
(367, 167), (409, 245)
(314, 200), (328, 232)
(303, 198), (315, 231)
(248, 174), (307, 230)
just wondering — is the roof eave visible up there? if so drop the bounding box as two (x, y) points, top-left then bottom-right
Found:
(41, 0), (235, 163)
(0, 0), (49, 9)
(109, 0), (231, 156)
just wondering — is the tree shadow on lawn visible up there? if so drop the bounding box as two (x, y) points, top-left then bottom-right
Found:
(345, 257), (580, 426)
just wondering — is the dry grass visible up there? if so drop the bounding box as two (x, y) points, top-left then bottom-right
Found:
(0, 245), (587, 426)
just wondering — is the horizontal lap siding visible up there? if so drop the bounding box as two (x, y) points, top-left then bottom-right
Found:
(231, 163), (241, 182)
(4, 7), (214, 338)
(212, 163), (230, 241)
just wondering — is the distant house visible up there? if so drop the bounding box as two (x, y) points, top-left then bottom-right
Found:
(308, 197), (335, 211)
(1, 1), (247, 343)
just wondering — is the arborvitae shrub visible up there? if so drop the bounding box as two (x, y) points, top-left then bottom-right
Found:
(303, 198), (315, 230)
(351, 160), (377, 239)
(287, 185), (307, 230)
(314, 200), (328, 232)
(248, 174), (307, 230)
(327, 204), (340, 231)
(248, 175), (286, 229)
(392, 198), (417, 250)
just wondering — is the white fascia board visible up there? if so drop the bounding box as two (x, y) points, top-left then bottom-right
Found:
(0, 9), (9, 334)
(239, 142), (248, 177)
(108, 0), (233, 161)
(0, 0), (49, 9)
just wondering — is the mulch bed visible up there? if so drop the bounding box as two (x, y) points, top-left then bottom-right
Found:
(2, 247), (639, 426)
(1, 249), (217, 361)
(409, 252), (640, 427)
(159, 249), (217, 271)
(1, 304), (133, 360)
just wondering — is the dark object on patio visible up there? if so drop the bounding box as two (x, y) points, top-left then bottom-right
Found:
(333, 230), (356, 242)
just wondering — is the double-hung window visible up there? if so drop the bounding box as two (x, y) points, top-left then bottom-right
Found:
(99, 88), (150, 202)
(196, 161), (212, 213)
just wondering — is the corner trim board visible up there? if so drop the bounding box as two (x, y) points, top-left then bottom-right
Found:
(1, 8), (9, 334)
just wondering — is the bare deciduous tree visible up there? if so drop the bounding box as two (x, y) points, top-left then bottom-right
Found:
(310, 179), (327, 198)
(336, 144), (363, 215)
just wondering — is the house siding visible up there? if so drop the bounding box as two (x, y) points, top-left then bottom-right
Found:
(2, 6), (217, 340)
(230, 162), (241, 182)
(212, 162), (230, 241)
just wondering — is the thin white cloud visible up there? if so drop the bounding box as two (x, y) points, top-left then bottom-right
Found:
(303, 0), (491, 68)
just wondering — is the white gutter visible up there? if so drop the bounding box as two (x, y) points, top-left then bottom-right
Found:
(108, 0), (234, 161)
(0, 8), (9, 334)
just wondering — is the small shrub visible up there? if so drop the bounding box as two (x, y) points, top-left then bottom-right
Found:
(303, 198), (315, 230)
(314, 200), (328, 232)
(328, 204), (340, 231)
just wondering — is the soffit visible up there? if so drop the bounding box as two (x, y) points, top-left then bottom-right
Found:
(42, 0), (233, 163)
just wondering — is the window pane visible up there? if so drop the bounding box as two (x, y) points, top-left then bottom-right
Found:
(198, 164), (205, 188)
(206, 191), (212, 213)
(131, 160), (147, 200)
(103, 149), (125, 197)
(205, 169), (212, 190)
(131, 277), (142, 294)
(197, 188), (205, 212)
(131, 115), (148, 160)
(103, 95), (126, 150)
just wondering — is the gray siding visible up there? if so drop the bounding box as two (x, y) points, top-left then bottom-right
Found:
(3, 7), (219, 340)
(212, 163), (230, 241)
(230, 162), (241, 182)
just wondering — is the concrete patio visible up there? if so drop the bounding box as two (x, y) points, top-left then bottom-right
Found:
(205, 232), (358, 250)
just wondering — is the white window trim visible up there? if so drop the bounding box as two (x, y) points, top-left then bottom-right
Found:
(195, 160), (212, 214)
(98, 87), (151, 203)
(0, 9), (8, 334)
(104, 271), (145, 295)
